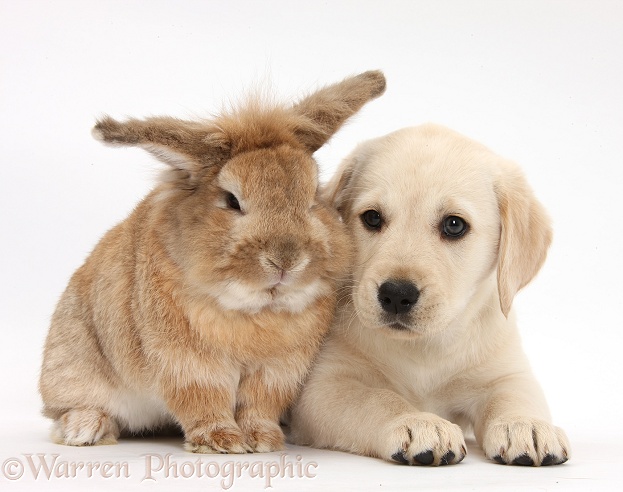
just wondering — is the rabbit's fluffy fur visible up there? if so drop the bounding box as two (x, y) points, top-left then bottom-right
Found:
(39, 71), (386, 453)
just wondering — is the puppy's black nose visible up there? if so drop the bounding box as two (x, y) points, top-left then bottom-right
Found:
(378, 280), (419, 314)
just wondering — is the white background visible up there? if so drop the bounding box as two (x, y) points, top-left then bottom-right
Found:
(1, 0), (622, 490)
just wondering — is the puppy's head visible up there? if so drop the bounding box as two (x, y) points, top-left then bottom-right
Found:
(325, 125), (551, 339)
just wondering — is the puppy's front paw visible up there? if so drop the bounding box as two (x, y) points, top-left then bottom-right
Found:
(383, 412), (466, 466)
(240, 418), (285, 453)
(185, 421), (252, 454)
(52, 408), (119, 446)
(482, 416), (569, 466)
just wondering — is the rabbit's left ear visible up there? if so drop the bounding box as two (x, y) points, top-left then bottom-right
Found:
(495, 164), (552, 317)
(92, 115), (231, 175)
(291, 70), (386, 153)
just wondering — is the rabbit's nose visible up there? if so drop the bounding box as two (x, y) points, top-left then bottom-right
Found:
(262, 239), (308, 276)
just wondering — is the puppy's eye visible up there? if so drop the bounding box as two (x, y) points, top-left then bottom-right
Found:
(225, 192), (241, 211)
(361, 209), (382, 230)
(442, 216), (468, 238)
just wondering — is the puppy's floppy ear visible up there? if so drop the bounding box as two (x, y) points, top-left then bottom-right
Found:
(291, 70), (386, 153)
(92, 115), (231, 187)
(495, 164), (552, 317)
(322, 156), (357, 218)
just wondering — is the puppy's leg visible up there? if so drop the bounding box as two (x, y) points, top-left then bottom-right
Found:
(163, 382), (251, 454)
(291, 375), (466, 466)
(473, 374), (570, 466)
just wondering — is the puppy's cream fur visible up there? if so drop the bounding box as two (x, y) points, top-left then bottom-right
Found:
(39, 71), (386, 453)
(290, 125), (569, 466)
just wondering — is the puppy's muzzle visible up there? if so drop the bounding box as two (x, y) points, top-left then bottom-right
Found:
(377, 280), (420, 315)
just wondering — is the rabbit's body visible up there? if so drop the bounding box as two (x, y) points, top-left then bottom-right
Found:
(40, 71), (386, 453)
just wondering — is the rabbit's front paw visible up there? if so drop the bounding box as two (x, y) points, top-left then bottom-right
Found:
(482, 416), (569, 466)
(384, 412), (466, 466)
(52, 408), (119, 446)
(184, 421), (252, 454)
(240, 418), (285, 453)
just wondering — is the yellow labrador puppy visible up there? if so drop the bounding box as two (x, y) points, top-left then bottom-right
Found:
(289, 124), (569, 467)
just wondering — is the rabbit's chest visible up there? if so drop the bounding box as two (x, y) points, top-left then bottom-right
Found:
(188, 297), (333, 363)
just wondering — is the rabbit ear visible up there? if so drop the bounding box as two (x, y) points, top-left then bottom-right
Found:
(496, 164), (552, 317)
(92, 115), (230, 174)
(291, 70), (386, 153)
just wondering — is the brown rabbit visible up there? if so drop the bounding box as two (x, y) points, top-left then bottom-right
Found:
(39, 71), (386, 453)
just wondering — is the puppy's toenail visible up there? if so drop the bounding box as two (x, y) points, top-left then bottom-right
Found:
(541, 454), (555, 466)
(440, 451), (455, 465)
(493, 455), (506, 465)
(391, 451), (409, 465)
(512, 454), (534, 466)
(414, 450), (434, 465)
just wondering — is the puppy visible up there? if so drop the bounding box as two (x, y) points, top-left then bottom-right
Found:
(289, 124), (570, 466)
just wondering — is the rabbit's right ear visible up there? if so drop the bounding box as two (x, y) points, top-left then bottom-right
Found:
(93, 116), (231, 183)
(292, 70), (386, 153)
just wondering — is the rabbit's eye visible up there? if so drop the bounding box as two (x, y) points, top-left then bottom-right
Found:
(226, 192), (241, 211)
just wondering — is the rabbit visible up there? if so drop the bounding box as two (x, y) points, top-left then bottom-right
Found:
(39, 70), (386, 453)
